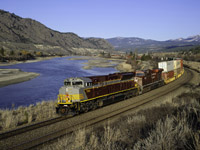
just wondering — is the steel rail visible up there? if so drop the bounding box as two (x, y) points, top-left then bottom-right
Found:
(0, 115), (72, 140)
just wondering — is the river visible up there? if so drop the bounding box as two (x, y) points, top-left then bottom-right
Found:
(0, 56), (117, 109)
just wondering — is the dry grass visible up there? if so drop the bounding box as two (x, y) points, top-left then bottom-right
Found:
(134, 115), (192, 150)
(0, 100), (58, 132)
(40, 85), (200, 150)
(184, 61), (200, 72)
(134, 86), (200, 150)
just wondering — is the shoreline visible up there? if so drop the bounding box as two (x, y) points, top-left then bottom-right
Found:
(68, 56), (132, 72)
(0, 56), (58, 87)
(0, 56), (59, 66)
(0, 69), (39, 88)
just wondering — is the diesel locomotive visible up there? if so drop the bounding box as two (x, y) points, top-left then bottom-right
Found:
(56, 69), (164, 115)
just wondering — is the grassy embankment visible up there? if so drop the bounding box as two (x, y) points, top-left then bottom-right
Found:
(40, 85), (200, 150)
(0, 100), (57, 132)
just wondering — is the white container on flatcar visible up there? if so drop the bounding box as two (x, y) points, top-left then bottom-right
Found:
(173, 60), (181, 69)
(158, 61), (174, 72)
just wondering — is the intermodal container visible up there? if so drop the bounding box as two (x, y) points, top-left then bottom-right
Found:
(174, 68), (181, 76)
(158, 61), (174, 72)
(173, 60), (181, 70)
(180, 59), (183, 68)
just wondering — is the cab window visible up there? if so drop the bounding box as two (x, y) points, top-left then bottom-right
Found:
(64, 82), (71, 86)
(136, 73), (145, 76)
(86, 82), (92, 86)
(72, 82), (83, 86)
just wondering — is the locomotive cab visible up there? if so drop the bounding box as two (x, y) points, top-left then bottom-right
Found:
(56, 77), (92, 114)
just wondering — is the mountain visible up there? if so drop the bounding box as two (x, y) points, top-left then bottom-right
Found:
(107, 35), (200, 53)
(168, 35), (200, 43)
(0, 10), (113, 54)
(107, 37), (161, 52)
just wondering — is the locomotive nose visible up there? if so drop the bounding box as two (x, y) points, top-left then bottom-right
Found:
(58, 93), (70, 102)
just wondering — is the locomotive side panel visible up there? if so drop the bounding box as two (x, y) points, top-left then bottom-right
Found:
(135, 69), (163, 86)
(84, 80), (136, 100)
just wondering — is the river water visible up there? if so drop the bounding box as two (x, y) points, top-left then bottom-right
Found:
(0, 56), (117, 109)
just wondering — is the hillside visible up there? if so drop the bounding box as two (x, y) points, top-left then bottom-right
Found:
(0, 10), (113, 55)
(107, 35), (200, 53)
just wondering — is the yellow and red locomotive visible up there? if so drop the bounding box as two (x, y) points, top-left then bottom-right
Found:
(56, 72), (139, 115)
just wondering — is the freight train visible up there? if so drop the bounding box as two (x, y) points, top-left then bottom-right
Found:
(56, 59), (184, 115)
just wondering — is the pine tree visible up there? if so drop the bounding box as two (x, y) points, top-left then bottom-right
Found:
(10, 50), (15, 56)
(0, 48), (5, 56)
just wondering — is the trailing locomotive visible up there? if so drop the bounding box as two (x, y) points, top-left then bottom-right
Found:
(56, 59), (184, 115)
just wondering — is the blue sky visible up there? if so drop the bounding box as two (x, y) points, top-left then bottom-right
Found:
(0, 0), (200, 41)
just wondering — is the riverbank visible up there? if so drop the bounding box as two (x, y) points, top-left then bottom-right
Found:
(68, 56), (132, 72)
(0, 69), (39, 88)
(0, 56), (59, 66)
(0, 56), (57, 87)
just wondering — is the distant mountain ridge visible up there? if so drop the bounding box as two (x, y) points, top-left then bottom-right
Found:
(107, 35), (200, 52)
(0, 10), (113, 54)
(168, 35), (200, 42)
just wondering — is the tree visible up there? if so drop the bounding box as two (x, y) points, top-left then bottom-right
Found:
(100, 51), (105, 57)
(21, 50), (28, 55)
(134, 49), (138, 60)
(10, 50), (15, 56)
(36, 51), (43, 57)
(106, 52), (111, 58)
(0, 48), (5, 56)
(132, 53), (135, 60)
(141, 54), (152, 61)
(33, 51), (37, 56)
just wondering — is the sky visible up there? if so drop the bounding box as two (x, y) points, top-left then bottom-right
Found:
(0, 0), (200, 41)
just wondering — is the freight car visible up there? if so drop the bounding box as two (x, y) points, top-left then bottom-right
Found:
(158, 59), (184, 84)
(56, 69), (164, 115)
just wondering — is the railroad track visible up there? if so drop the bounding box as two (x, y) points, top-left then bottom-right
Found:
(0, 116), (70, 140)
(0, 68), (194, 150)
